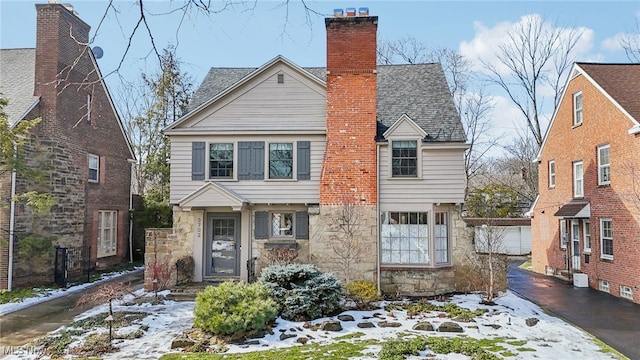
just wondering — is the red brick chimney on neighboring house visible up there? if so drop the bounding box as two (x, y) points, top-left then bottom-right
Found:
(320, 9), (378, 206)
(34, 1), (91, 132)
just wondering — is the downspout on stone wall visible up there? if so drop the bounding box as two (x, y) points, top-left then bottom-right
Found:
(128, 159), (136, 263)
(8, 162), (17, 291)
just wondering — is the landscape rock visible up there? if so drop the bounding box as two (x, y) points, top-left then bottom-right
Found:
(319, 320), (343, 332)
(297, 337), (309, 344)
(357, 322), (375, 328)
(378, 321), (402, 328)
(438, 321), (464, 333)
(526, 318), (539, 327)
(338, 314), (355, 322)
(412, 321), (434, 331)
(279, 333), (297, 341)
(170, 336), (194, 349)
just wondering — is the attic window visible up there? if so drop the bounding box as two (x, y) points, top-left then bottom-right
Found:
(277, 74), (284, 84)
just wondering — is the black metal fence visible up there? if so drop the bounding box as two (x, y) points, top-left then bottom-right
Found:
(54, 245), (91, 288)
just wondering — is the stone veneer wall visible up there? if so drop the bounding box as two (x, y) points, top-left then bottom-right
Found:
(380, 206), (474, 297)
(144, 211), (195, 291)
(309, 205), (378, 284)
(252, 239), (310, 278)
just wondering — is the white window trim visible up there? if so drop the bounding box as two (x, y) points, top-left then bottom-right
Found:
(620, 285), (633, 300)
(88, 153), (99, 183)
(560, 219), (568, 250)
(380, 211), (431, 266)
(599, 279), (610, 293)
(548, 160), (555, 188)
(573, 91), (583, 126)
(266, 141), (296, 181)
(583, 220), (591, 253)
(97, 210), (117, 258)
(573, 161), (584, 198)
(597, 144), (610, 185)
(600, 218), (613, 260)
(388, 139), (422, 179)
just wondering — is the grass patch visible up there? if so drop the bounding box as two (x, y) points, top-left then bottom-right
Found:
(386, 301), (487, 319)
(72, 311), (149, 330)
(160, 339), (378, 360)
(335, 332), (365, 340)
(518, 260), (532, 270)
(506, 340), (527, 346)
(379, 336), (504, 360)
(592, 336), (629, 359)
(0, 287), (49, 304)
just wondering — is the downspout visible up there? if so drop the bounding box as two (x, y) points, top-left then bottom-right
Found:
(8, 165), (17, 291)
(376, 143), (381, 293)
(128, 159), (136, 263)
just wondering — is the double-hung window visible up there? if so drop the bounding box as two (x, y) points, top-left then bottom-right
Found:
(210, 143), (234, 178)
(548, 160), (556, 188)
(573, 91), (583, 126)
(381, 212), (429, 264)
(269, 143), (293, 179)
(573, 161), (583, 198)
(97, 210), (117, 257)
(600, 218), (613, 260)
(598, 144), (610, 185)
(583, 220), (591, 253)
(391, 141), (417, 177)
(559, 219), (568, 249)
(88, 154), (99, 183)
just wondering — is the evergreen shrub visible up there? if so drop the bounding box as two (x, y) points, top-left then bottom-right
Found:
(193, 281), (277, 336)
(346, 280), (381, 309)
(259, 263), (342, 321)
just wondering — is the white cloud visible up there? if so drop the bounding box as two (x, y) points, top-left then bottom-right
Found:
(602, 33), (626, 51)
(460, 14), (595, 75)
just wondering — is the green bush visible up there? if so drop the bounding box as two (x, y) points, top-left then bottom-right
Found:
(259, 263), (342, 321)
(193, 281), (277, 336)
(346, 280), (381, 310)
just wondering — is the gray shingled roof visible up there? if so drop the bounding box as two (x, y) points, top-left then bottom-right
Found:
(188, 62), (466, 142)
(0, 48), (38, 126)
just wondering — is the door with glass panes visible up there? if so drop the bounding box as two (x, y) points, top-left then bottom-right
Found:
(206, 214), (240, 276)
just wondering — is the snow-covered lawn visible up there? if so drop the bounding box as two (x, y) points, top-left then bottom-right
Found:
(3, 289), (622, 359)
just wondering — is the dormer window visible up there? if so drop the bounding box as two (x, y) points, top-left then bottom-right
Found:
(392, 140), (417, 177)
(573, 91), (583, 126)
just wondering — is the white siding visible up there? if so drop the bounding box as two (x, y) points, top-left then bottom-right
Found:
(170, 135), (324, 204)
(379, 145), (466, 207)
(180, 64), (326, 131)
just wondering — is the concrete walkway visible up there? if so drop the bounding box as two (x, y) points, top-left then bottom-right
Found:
(508, 261), (640, 359)
(0, 269), (143, 347)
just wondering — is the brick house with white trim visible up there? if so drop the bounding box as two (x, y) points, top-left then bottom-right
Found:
(531, 63), (640, 303)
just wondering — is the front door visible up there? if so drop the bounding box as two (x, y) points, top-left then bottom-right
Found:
(206, 214), (240, 277)
(571, 220), (581, 271)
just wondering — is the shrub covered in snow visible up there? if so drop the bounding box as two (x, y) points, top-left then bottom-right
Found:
(193, 281), (277, 336)
(259, 263), (342, 321)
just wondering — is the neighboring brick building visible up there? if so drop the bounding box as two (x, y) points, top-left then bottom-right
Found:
(148, 10), (472, 296)
(0, 2), (135, 289)
(531, 63), (640, 303)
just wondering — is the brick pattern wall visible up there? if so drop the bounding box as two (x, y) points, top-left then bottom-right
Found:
(532, 72), (640, 303)
(320, 16), (378, 206)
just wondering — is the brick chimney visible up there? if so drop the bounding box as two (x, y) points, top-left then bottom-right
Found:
(320, 13), (378, 205)
(34, 1), (91, 117)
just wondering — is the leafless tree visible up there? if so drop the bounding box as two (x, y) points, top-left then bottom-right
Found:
(498, 133), (539, 206)
(76, 282), (134, 316)
(619, 18), (640, 62)
(329, 200), (368, 283)
(378, 38), (497, 193)
(483, 15), (583, 147)
(472, 220), (508, 303)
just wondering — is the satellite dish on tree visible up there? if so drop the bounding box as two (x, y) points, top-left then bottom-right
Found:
(92, 46), (104, 59)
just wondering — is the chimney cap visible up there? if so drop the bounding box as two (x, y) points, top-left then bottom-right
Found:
(358, 7), (369, 16)
(333, 8), (344, 17)
(345, 7), (356, 16)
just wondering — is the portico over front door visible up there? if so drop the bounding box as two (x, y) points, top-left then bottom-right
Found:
(206, 213), (240, 277)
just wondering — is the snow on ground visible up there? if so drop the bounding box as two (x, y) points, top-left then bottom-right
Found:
(3, 290), (620, 360)
(0, 267), (143, 316)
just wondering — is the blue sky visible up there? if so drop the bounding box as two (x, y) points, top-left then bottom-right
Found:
(1, 0), (639, 140)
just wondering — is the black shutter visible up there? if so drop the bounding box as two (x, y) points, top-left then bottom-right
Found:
(255, 211), (269, 239)
(295, 211), (309, 239)
(191, 142), (205, 180)
(297, 141), (310, 180)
